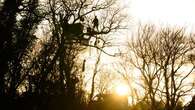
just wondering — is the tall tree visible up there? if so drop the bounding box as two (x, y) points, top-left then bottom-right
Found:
(18, 0), (125, 109)
(0, 1), (44, 110)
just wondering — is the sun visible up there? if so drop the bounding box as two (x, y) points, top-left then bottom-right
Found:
(115, 84), (129, 96)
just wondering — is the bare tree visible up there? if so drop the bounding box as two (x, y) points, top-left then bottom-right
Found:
(128, 25), (195, 110)
(96, 70), (114, 95)
(86, 35), (113, 102)
(89, 49), (102, 102)
(127, 25), (163, 110)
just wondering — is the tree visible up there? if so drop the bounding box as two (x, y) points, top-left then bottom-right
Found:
(128, 25), (195, 110)
(127, 25), (163, 110)
(0, 0), (43, 107)
(16, 0), (125, 109)
(0, 0), (126, 109)
(87, 35), (114, 102)
(89, 49), (102, 102)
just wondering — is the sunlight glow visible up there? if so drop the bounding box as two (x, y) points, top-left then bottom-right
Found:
(115, 84), (129, 96)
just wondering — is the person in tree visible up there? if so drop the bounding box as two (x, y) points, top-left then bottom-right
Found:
(93, 15), (99, 31)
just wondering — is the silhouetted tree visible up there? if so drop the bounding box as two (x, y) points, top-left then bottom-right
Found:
(0, 1), (43, 109)
(128, 25), (195, 110)
(89, 50), (102, 102)
(42, 0), (125, 109)
(0, 0), (125, 109)
(13, 0), (125, 110)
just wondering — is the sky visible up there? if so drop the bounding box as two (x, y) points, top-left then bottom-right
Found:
(125, 0), (195, 31)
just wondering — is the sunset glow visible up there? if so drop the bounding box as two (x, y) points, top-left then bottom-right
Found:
(115, 84), (129, 96)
